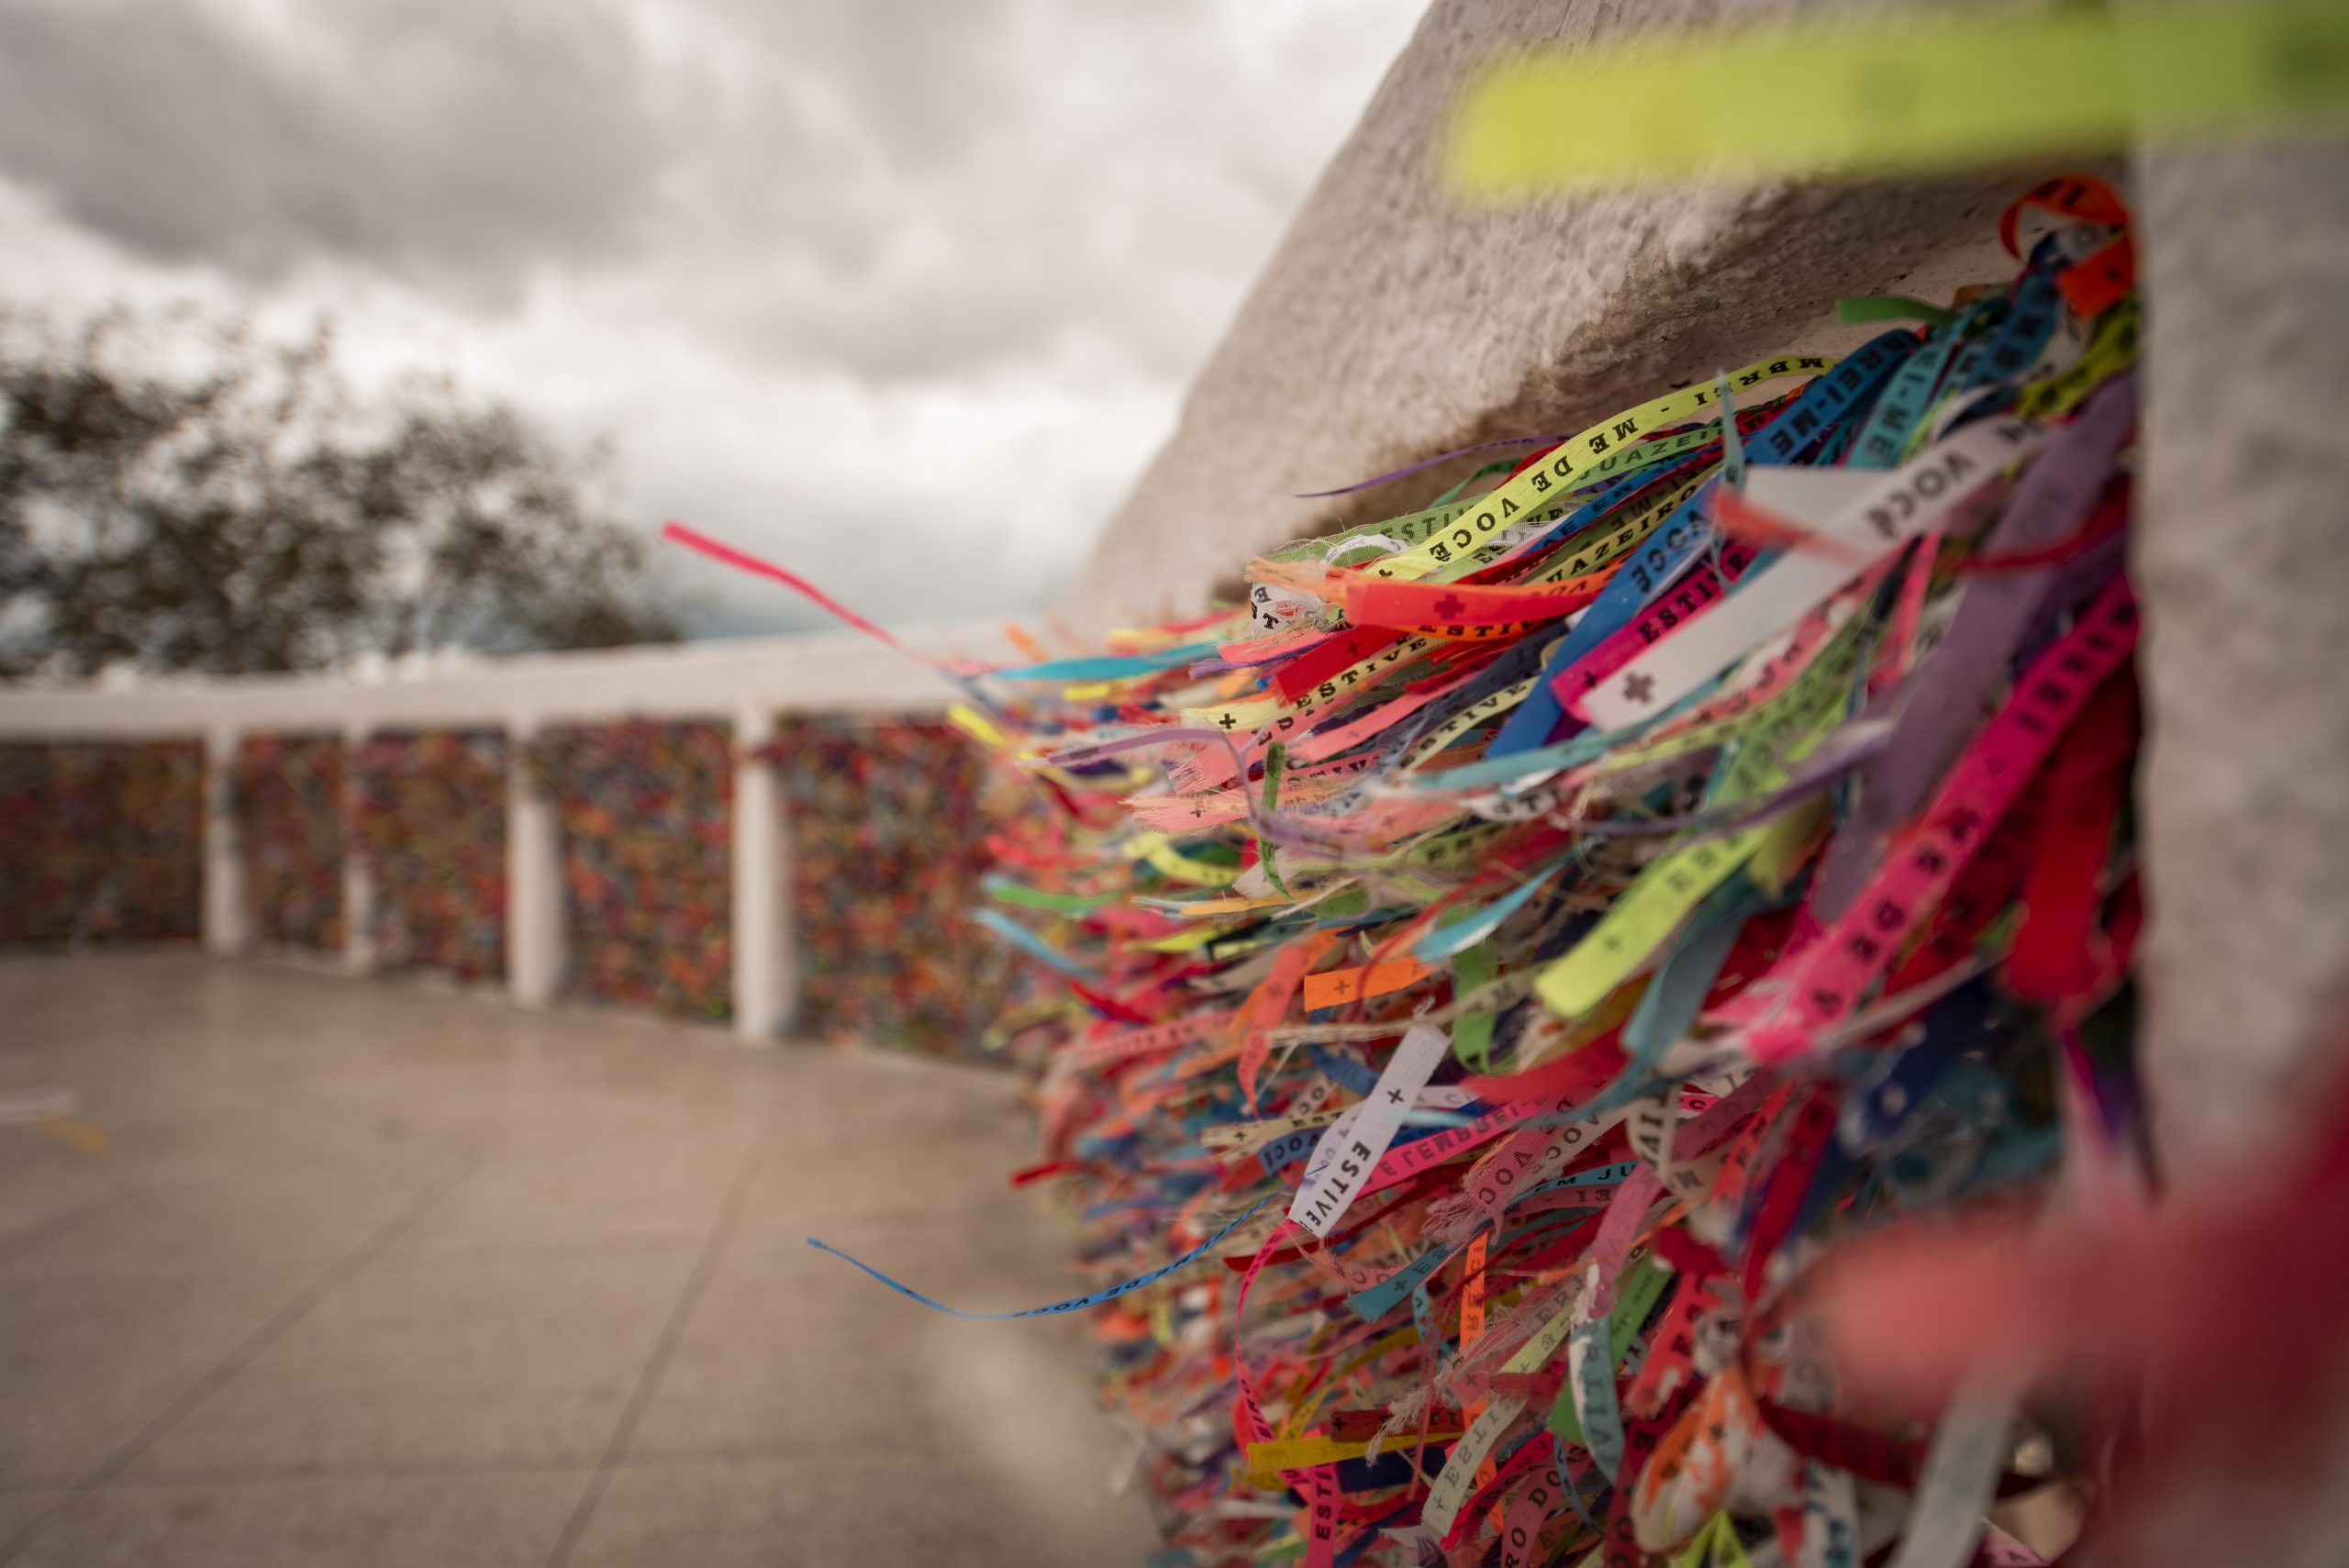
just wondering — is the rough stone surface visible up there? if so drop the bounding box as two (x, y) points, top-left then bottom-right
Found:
(2129, 138), (2349, 1568)
(2134, 139), (2349, 1177)
(1063, 0), (2062, 634)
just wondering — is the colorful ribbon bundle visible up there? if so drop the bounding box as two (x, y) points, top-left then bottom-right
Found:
(795, 176), (2165, 1566)
(0, 740), (203, 946)
(529, 719), (732, 1020)
(234, 733), (346, 951)
(350, 729), (508, 983)
(771, 717), (1038, 1056)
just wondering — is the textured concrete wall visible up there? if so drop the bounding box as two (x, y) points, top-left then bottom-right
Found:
(2134, 139), (2349, 1177)
(1062, 0), (2066, 635)
(2130, 128), (2349, 1566)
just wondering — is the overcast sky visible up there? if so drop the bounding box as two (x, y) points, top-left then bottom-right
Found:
(0, 0), (1422, 637)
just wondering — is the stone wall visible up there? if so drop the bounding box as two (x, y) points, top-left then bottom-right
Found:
(1063, 0), (2072, 634)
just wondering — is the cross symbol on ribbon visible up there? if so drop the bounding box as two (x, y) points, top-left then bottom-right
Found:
(1218, 714), (1237, 730)
(1621, 671), (1655, 705)
(1432, 595), (1464, 619)
(1386, 1088), (1406, 1105)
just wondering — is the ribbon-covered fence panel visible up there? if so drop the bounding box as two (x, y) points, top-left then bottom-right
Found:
(783, 181), (2185, 1568)
(235, 733), (344, 952)
(0, 740), (204, 946)
(351, 730), (508, 983)
(531, 719), (732, 1020)
(772, 717), (1031, 1056)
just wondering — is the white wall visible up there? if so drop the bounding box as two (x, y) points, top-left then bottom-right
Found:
(0, 623), (1006, 738)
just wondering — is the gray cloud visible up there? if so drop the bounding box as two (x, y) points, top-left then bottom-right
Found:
(0, 0), (678, 295)
(0, 0), (1422, 636)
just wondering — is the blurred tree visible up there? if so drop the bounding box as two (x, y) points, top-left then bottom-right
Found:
(0, 304), (678, 680)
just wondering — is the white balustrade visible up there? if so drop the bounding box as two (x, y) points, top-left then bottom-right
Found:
(0, 624), (1006, 1033)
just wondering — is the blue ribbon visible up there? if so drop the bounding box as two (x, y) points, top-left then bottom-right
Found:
(969, 906), (1098, 979)
(806, 1192), (1279, 1319)
(1487, 328), (1921, 759)
(1412, 853), (1575, 962)
(992, 641), (1218, 682)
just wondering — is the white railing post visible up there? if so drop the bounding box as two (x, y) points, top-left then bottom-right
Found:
(341, 722), (377, 976)
(731, 704), (788, 1042)
(202, 724), (250, 956)
(507, 718), (563, 1006)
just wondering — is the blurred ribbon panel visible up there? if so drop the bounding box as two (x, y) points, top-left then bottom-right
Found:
(350, 729), (508, 984)
(770, 717), (1035, 1057)
(234, 733), (345, 952)
(530, 718), (732, 1021)
(0, 740), (204, 946)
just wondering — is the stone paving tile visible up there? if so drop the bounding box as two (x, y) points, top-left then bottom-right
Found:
(565, 1456), (1157, 1568)
(373, 1139), (751, 1267)
(626, 1216), (1103, 1463)
(0, 1495), (65, 1556)
(128, 1252), (697, 1481)
(0, 1168), (446, 1293)
(0, 1277), (306, 1487)
(0, 1133), (116, 1252)
(9, 1473), (586, 1568)
(0, 955), (1157, 1567)
(729, 1065), (1041, 1241)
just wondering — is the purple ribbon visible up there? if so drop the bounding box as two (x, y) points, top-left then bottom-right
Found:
(1575, 719), (1894, 849)
(1039, 728), (1347, 850)
(1808, 373), (2138, 919)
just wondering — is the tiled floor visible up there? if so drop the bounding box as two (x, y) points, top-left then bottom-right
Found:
(0, 954), (1158, 1567)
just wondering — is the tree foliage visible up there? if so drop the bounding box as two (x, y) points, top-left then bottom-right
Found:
(0, 304), (677, 680)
